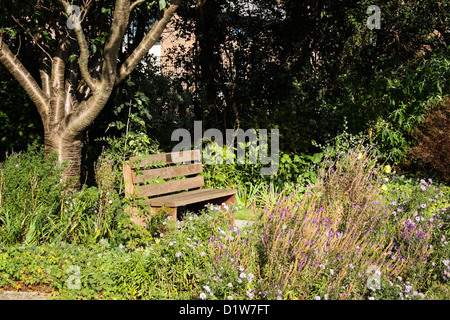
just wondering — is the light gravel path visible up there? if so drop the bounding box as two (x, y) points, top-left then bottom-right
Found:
(0, 290), (52, 300)
(234, 219), (256, 229)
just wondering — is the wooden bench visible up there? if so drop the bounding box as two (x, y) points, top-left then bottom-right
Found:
(123, 150), (237, 225)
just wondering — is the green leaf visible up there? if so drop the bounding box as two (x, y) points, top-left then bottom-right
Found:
(101, 7), (112, 15)
(68, 54), (78, 62)
(159, 0), (167, 10)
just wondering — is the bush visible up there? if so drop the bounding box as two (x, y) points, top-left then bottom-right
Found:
(409, 97), (450, 183)
(0, 143), (67, 244)
(253, 144), (449, 300)
(0, 144), (153, 246)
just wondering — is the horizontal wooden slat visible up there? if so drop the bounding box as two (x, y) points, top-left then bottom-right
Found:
(137, 176), (205, 198)
(145, 188), (237, 207)
(135, 163), (203, 183)
(130, 150), (201, 168)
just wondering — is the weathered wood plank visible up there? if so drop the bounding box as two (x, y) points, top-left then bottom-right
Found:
(135, 163), (203, 183)
(138, 175), (205, 198)
(130, 150), (201, 168)
(145, 188), (237, 207)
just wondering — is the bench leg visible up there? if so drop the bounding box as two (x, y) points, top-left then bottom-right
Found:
(225, 194), (236, 206)
(125, 205), (147, 227)
(150, 206), (177, 221)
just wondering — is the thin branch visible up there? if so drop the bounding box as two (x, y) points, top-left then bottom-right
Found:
(9, 14), (53, 62)
(131, 0), (147, 12)
(115, 0), (182, 85)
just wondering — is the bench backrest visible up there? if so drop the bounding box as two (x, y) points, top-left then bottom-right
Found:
(123, 150), (204, 199)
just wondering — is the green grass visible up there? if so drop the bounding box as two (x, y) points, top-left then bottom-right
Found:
(234, 208), (258, 221)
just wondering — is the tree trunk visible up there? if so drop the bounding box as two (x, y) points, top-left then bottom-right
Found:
(44, 129), (83, 189)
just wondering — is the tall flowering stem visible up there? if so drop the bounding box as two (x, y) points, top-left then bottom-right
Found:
(254, 145), (434, 299)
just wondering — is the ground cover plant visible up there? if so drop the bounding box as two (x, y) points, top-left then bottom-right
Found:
(0, 143), (448, 300)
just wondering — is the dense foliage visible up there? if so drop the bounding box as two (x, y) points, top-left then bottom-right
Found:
(0, 0), (449, 301)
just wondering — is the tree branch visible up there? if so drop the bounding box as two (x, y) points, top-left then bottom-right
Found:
(131, 0), (147, 12)
(101, 0), (131, 83)
(39, 56), (52, 98)
(65, 0), (132, 135)
(0, 37), (49, 120)
(115, 0), (182, 85)
(58, 0), (97, 93)
(9, 13), (53, 62)
(51, 35), (72, 124)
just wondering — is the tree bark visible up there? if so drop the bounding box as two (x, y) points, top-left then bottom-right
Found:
(44, 129), (83, 188)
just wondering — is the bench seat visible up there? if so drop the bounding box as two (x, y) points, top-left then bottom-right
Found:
(144, 188), (237, 207)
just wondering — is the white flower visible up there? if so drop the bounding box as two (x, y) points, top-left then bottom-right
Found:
(175, 252), (181, 257)
(200, 293), (206, 300)
(203, 285), (211, 293)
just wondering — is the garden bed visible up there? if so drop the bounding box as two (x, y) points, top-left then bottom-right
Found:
(0, 145), (449, 300)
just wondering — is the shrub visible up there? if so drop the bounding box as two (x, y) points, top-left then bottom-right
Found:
(0, 144), (153, 246)
(0, 143), (67, 244)
(409, 97), (450, 183)
(253, 145), (445, 299)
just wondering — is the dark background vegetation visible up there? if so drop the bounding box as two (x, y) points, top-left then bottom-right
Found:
(1, 0), (449, 183)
